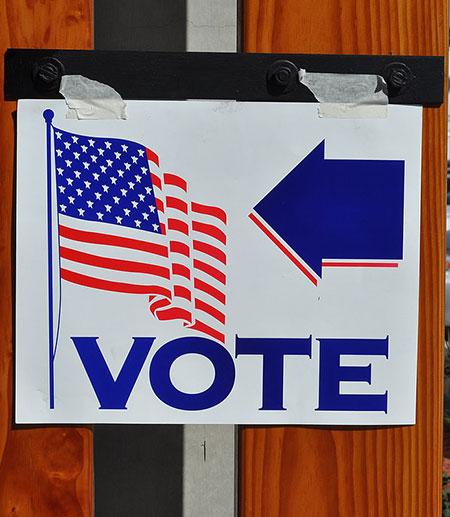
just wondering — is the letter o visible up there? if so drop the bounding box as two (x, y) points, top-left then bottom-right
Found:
(149, 336), (235, 410)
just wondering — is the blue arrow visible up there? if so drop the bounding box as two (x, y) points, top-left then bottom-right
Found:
(253, 140), (405, 279)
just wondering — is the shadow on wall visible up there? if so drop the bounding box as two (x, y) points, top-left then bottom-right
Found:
(94, 425), (184, 517)
(94, 4), (187, 516)
(95, 0), (187, 51)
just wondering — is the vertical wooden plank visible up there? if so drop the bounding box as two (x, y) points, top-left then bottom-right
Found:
(0, 2), (93, 515)
(241, 1), (447, 515)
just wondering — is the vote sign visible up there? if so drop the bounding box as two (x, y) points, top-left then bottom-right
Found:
(16, 100), (422, 424)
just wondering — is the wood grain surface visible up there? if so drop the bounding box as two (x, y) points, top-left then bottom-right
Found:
(241, 1), (448, 516)
(0, 2), (93, 515)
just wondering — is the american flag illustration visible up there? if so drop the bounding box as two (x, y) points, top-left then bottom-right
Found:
(52, 126), (227, 344)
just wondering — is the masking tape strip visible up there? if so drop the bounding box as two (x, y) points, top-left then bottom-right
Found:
(298, 69), (388, 118)
(59, 75), (127, 120)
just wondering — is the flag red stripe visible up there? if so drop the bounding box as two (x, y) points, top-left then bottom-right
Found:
(248, 213), (318, 286)
(194, 278), (225, 304)
(146, 147), (160, 166)
(151, 173), (162, 190)
(191, 202), (227, 224)
(153, 307), (192, 322)
(61, 269), (172, 296)
(59, 224), (168, 257)
(193, 259), (226, 285)
(192, 221), (226, 245)
(155, 198), (164, 212)
(195, 298), (225, 324)
(60, 247), (170, 278)
(172, 263), (191, 279)
(168, 218), (189, 235)
(193, 240), (226, 265)
(174, 285), (192, 300)
(160, 223), (166, 235)
(190, 320), (225, 344)
(164, 173), (187, 191)
(149, 297), (171, 314)
(166, 196), (188, 214)
(170, 240), (190, 257)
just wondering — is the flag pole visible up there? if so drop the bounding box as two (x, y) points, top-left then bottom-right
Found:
(43, 109), (55, 409)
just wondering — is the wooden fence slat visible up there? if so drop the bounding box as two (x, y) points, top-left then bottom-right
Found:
(241, 1), (447, 515)
(0, 2), (93, 515)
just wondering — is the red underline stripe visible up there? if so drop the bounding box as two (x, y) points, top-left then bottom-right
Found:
(59, 225), (168, 257)
(61, 269), (172, 296)
(322, 262), (399, 268)
(60, 247), (170, 278)
(248, 213), (318, 286)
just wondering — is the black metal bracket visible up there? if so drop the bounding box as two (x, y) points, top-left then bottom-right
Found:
(4, 49), (445, 106)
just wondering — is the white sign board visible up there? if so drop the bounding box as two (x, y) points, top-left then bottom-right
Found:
(16, 100), (422, 424)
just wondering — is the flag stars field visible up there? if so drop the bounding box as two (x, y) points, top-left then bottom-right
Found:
(53, 130), (162, 234)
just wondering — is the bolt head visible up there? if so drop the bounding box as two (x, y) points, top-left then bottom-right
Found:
(267, 60), (299, 95)
(32, 57), (65, 93)
(383, 62), (413, 95)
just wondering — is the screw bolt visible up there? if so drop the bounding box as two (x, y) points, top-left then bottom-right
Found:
(267, 60), (298, 95)
(32, 57), (65, 93)
(383, 62), (413, 95)
(274, 67), (291, 86)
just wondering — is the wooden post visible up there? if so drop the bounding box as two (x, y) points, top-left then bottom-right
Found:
(0, 2), (93, 515)
(241, 1), (447, 515)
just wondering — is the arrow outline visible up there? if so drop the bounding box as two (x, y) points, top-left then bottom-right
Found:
(250, 140), (404, 285)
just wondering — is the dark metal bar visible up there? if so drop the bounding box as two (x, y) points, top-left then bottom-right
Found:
(4, 49), (444, 105)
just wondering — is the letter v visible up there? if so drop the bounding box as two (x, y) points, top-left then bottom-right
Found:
(71, 337), (155, 409)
